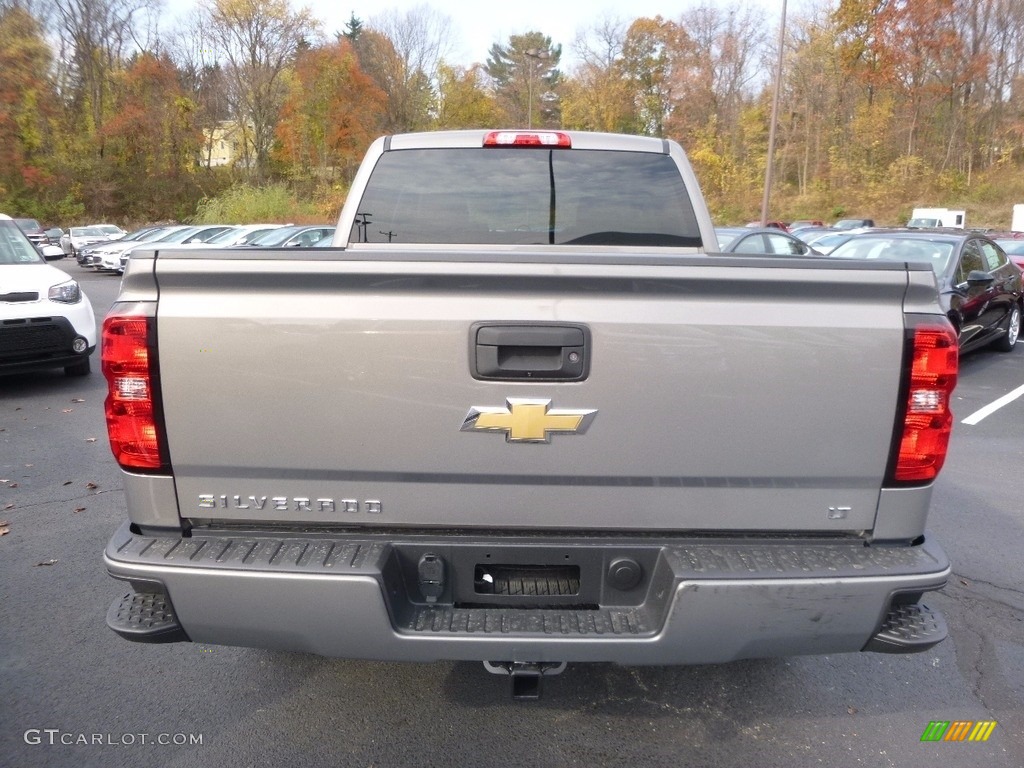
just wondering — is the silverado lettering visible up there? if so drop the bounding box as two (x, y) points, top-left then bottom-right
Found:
(102, 129), (957, 699)
(197, 495), (381, 514)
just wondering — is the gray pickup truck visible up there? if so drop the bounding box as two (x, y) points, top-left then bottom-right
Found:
(103, 130), (958, 698)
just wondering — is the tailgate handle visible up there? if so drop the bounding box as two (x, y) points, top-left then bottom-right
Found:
(473, 324), (588, 381)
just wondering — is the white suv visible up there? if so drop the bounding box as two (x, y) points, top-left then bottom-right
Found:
(0, 214), (96, 376)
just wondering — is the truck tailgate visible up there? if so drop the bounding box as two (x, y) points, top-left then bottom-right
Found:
(152, 251), (910, 533)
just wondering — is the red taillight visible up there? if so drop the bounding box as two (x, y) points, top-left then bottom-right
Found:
(891, 324), (958, 483)
(483, 130), (572, 148)
(102, 311), (167, 472)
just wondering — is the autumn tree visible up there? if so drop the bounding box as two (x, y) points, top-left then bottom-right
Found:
(359, 5), (452, 132)
(485, 32), (562, 128)
(777, 9), (849, 198)
(618, 17), (685, 136)
(49, 0), (159, 147)
(200, 0), (318, 182)
(433, 63), (503, 128)
(834, 0), (970, 166)
(274, 38), (386, 183)
(672, 5), (764, 148)
(101, 52), (203, 219)
(667, 4), (766, 221)
(982, 0), (1024, 165)
(0, 5), (59, 215)
(169, 20), (233, 121)
(945, 0), (1016, 183)
(561, 17), (637, 133)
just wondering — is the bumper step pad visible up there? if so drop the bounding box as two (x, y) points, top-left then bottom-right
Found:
(863, 602), (947, 653)
(106, 590), (189, 644)
(105, 523), (950, 658)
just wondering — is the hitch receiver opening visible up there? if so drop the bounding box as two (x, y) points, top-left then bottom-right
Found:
(483, 660), (567, 700)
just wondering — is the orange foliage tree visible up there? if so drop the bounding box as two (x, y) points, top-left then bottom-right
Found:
(101, 52), (204, 219)
(0, 7), (58, 214)
(274, 39), (386, 184)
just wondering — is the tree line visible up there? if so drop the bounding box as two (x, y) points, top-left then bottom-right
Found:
(1, 0), (1023, 228)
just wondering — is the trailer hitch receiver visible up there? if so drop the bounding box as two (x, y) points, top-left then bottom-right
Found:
(483, 660), (567, 700)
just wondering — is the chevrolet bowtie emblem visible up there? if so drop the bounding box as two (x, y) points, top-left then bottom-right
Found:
(461, 398), (597, 443)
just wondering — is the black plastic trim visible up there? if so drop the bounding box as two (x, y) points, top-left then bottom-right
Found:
(106, 580), (189, 644)
(470, 321), (591, 381)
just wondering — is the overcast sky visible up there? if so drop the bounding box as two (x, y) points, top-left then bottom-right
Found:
(323, 0), (750, 67)
(167, 0), (798, 71)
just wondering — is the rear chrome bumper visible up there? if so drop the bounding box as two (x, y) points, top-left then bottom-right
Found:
(104, 521), (949, 664)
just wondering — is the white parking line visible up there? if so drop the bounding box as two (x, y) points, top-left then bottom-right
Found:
(961, 383), (1024, 425)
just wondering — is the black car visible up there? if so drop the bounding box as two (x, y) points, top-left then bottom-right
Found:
(714, 227), (821, 256)
(828, 231), (1022, 354)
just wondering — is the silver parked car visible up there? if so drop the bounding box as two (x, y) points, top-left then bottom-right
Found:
(114, 225), (235, 273)
(714, 227), (821, 256)
(238, 225), (336, 248)
(61, 226), (114, 258)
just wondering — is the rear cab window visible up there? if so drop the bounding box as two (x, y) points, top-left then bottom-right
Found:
(350, 148), (703, 248)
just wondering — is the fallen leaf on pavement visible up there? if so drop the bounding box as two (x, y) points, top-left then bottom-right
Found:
(63, 480), (73, 486)
(86, 482), (98, 490)
(62, 409), (74, 414)
(85, 438), (97, 443)
(71, 398), (85, 403)
(34, 560), (58, 567)
(73, 507), (86, 513)
(0, 522), (9, 536)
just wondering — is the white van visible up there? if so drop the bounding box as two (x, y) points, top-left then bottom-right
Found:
(907, 207), (966, 228)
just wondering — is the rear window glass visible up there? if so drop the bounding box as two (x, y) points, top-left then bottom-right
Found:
(829, 237), (954, 274)
(350, 148), (702, 247)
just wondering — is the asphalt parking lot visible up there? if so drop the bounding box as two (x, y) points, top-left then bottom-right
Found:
(1, 266), (1022, 767)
